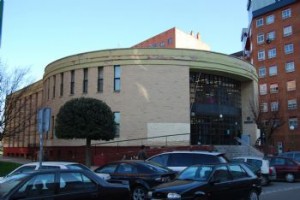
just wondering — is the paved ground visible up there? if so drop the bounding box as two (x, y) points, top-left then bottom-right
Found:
(0, 155), (31, 164)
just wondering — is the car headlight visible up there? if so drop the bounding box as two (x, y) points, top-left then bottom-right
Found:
(147, 191), (153, 198)
(167, 192), (181, 199)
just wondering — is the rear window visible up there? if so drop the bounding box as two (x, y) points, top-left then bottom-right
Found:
(168, 153), (225, 167)
(246, 159), (262, 168)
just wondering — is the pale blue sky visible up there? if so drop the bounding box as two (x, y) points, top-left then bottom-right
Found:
(0, 0), (248, 81)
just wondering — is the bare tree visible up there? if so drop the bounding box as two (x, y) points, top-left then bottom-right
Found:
(249, 99), (285, 155)
(0, 61), (32, 141)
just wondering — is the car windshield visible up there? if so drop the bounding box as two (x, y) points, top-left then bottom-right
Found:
(177, 165), (213, 181)
(0, 173), (28, 197)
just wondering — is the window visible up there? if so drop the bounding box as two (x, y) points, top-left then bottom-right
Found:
(270, 83), (278, 93)
(288, 99), (297, 110)
(83, 68), (88, 93)
(285, 61), (295, 73)
(97, 67), (103, 92)
(282, 8), (291, 19)
(289, 118), (298, 129)
(260, 83), (267, 95)
(52, 75), (56, 99)
(266, 14), (275, 24)
(271, 101), (279, 111)
(258, 50), (265, 61)
(70, 70), (75, 95)
(261, 102), (268, 112)
(114, 65), (121, 92)
(283, 25), (292, 37)
(256, 18), (264, 27)
(167, 37), (173, 45)
(259, 67), (266, 77)
(228, 165), (248, 179)
(60, 73), (64, 96)
(257, 33), (264, 44)
(114, 112), (120, 137)
(47, 78), (50, 100)
(269, 65), (277, 76)
(267, 31), (275, 41)
(284, 43), (294, 54)
(268, 48), (276, 59)
(287, 80), (296, 91)
(160, 42), (165, 47)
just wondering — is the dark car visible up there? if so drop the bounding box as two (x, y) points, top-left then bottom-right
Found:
(146, 151), (228, 172)
(94, 160), (177, 200)
(268, 156), (300, 182)
(147, 163), (262, 200)
(0, 169), (130, 200)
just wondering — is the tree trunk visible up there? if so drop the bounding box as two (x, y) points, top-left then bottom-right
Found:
(85, 138), (91, 167)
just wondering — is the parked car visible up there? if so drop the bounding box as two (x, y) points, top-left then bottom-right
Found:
(268, 156), (300, 182)
(231, 156), (276, 185)
(0, 169), (130, 200)
(147, 163), (262, 200)
(146, 151), (228, 172)
(0, 161), (110, 183)
(279, 151), (300, 162)
(94, 160), (177, 200)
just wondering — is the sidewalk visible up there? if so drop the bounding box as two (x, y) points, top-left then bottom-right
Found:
(0, 155), (32, 164)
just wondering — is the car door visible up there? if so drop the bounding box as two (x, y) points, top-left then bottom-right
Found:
(270, 157), (286, 179)
(209, 166), (234, 200)
(56, 171), (99, 200)
(112, 163), (137, 185)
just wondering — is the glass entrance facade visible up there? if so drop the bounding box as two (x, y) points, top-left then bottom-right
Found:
(190, 72), (242, 145)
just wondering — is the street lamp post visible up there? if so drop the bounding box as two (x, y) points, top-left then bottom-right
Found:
(290, 125), (295, 151)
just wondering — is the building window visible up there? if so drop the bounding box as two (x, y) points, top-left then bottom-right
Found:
(160, 42), (165, 47)
(289, 118), (298, 129)
(270, 83), (279, 93)
(258, 50), (265, 61)
(269, 65), (277, 76)
(287, 80), (296, 91)
(97, 67), (103, 92)
(259, 67), (266, 77)
(167, 37), (173, 45)
(114, 112), (120, 137)
(70, 70), (75, 95)
(266, 14), (275, 24)
(267, 31), (275, 41)
(52, 75), (56, 99)
(114, 65), (121, 92)
(268, 48), (276, 59)
(60, 73), (64, 96)
(260, 102), (268, 112)
(288, 99), (297, 110)
(285, 61), (295, 73)
(284, 43), (294, 54)
(282, 8), (291, 19)
(47, 78), (50, 100)
(271, 101), (279, 112)
(83, 68), (88, 93)
(283, 25), (292, 37)
(260, 83), (267, 95)
(256, 18), (264, 27)
(257, 33), (264, 44)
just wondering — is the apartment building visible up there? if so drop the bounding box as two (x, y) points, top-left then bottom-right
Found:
(243, 0), (300, 152)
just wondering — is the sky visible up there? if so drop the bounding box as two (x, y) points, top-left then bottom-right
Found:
(0, 0), (249, 81)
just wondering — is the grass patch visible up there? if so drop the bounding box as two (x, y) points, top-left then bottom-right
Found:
(0, 161), (22, 177)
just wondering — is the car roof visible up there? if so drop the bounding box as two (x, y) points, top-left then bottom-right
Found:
(151, 151), (225, 156)
(20, 161), (80, 166)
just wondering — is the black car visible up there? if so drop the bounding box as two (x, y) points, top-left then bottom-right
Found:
(0, 169), (130, 200)
(147, 163), (262, 200)
(94, 160), (177, 200)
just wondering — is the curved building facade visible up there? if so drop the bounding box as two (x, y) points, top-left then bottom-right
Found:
(3, 48), (258, 158)
(41, 48), (258, 147)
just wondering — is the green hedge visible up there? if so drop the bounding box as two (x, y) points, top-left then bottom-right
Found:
(0, 161), (22, 177)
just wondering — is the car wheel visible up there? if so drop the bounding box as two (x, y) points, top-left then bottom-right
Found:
(285, 173), (295, 183)
(246, 190), (259, 200)
(132, 186), (147, 200)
